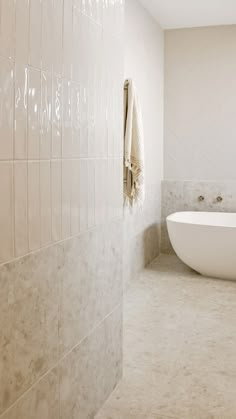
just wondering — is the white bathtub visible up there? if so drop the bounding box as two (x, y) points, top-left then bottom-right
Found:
(167, 211), (236, 280)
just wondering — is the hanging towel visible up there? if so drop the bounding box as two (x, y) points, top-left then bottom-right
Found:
(124, 79), (145, 208)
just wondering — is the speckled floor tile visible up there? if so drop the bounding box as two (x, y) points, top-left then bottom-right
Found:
(96, 255), (236, 419)
(96, 409), (176, 419)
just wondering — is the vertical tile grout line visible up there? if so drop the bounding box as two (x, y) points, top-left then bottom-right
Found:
(49, 66), (53, 245)
(58, 0), (65, 417)
(39, 71), (42, 247)
(12, 0), (17, 259)
(12, 0), (16, 259)
(26, 0), (31, 254)
(25, 67), (29, 254)
(38, 0), (43, 249)
(93, 158), (96, 228)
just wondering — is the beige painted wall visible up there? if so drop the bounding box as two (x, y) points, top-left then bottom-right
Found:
(164, 25), (236, 180)
(125, 0), (164, 190)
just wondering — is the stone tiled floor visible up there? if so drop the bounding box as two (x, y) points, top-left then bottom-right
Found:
(96, 254), (236, 419)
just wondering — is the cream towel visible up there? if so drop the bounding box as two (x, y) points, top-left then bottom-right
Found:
(124, 79), (145, 207)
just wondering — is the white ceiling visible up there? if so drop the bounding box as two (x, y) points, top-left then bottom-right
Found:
(139, 0), (236, 29)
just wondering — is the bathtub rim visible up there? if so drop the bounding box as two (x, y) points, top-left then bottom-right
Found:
(166, 211), (236, 229)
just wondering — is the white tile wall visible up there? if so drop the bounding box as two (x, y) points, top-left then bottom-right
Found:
(0, 0), (15, 59)
(29, 0), (42, 69)
(62, 160), (72, 239)
(14, 161), (28, 256)
(52, 76), (62, 158)
(0, 57), (14, 159)
(71, 159), (80, 235)
(0, 162), (14, 262)
(28, 161), (40, 251)
(79, 159), (88, 232)
(88, 159), (95, 228)
(40, 160), (52, 246)
(15, 0), (30, 63)
(51, 160), (62, 242)
(40, 72), (52, 159)
(28, 68), (41, 159)
(41, 0), (54, 73)
(0, 0), (124, 264)
(15, 65), (28, 159)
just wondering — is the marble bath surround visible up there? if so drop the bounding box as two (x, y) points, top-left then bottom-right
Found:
(161, 180), (236, 253)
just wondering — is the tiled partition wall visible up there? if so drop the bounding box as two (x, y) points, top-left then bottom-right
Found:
(161, 180), (236, 253)
(0, 1), (124, 418)
(123, 0), (164, 288)
(123, 187), (161, 288)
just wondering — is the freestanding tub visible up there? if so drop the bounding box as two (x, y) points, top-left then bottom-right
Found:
(167, 211), (236, 280)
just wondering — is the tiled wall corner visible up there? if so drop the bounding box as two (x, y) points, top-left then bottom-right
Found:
(122, 0), (164, 289)
(123, 186), (161, 289)
(0, 0), (124, 418)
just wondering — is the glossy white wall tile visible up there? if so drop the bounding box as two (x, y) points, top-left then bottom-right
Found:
(28, 161), (40, 251)
(71, 159), (80, 235)
(14, 161), (28, 257)
(95, 159), (108, 226)
(51, 160), (62, 242)
(41, 0), (53, 73)
(0, 57), (14, 160)
(71, 82), (80, 157)
(62, 160), (72, 239)
(0, 0), (124, 265)
(63, 0), (73, 79)
(0, 162), (14, 262)
(40, 72), (52, 159)
(80, 86), (89, 157)
(15, 65), (28, 159)
(53, 0), (63, 76)
(29, 0), (42, 69)
(0, 0), (15, 59)
(15, 0), (30, 63)
(62, 79), (73, 158)
(88, 159), (95, 228)
(28, 68), (41, 159)
(107, 158), (115, 221)
(40, 160), (52, 246)
(79, 159), (88, 232)
(52, 76), (62, 158)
